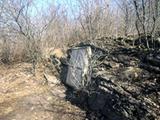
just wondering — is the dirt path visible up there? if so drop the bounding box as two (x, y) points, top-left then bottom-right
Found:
(0, 63), (85, 120)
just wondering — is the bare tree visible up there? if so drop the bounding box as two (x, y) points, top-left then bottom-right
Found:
(1, 0), (160, 66)
(132, 0), (160, 48)
(0, 0), (56, 73)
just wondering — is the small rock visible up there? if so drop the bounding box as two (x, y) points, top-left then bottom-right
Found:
(119, 67), (142, 81)
(44, 73), (60, 85)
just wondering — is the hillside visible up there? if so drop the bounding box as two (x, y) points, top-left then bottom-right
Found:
(0, 0), (160, 120)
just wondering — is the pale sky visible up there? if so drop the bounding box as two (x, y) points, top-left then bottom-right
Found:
(29, 0), (117, 18)
(29, 0), (79, 19)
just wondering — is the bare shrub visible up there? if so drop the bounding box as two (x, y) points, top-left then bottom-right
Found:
(0, 40), (11, 64)
(0, 0), (159, 65)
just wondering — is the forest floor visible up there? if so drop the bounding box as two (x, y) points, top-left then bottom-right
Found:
(0, 63), (86, 120)
(0, 37), (160, 120)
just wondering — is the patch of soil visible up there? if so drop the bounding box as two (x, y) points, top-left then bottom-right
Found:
(0, 63), (86, 120)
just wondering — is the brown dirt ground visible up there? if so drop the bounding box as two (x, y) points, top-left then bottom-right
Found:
(0, 63), (86, 120)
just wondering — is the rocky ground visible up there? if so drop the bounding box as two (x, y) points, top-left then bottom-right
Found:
(64, 37), (160, 120)
(0, 37), (160, 120)
(0, 63), (86, 120)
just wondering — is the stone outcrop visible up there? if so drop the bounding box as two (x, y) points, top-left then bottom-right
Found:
(52, 37), (160, 120)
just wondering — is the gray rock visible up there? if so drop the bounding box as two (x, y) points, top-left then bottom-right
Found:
(44, 73), (60, 85)
(66, 46), (92, 90)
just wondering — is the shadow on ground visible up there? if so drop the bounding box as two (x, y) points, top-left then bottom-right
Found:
(59, 46), (159, 120)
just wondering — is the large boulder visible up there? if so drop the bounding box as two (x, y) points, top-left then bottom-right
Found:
(65, 46), (92, 90)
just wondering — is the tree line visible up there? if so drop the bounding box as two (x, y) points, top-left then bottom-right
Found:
(0, 0), (160, 64)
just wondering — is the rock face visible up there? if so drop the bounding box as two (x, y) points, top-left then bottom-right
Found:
(66, 46), (92, 90)
(140, 51), (160, 73)
(63, 38), (160, 120)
